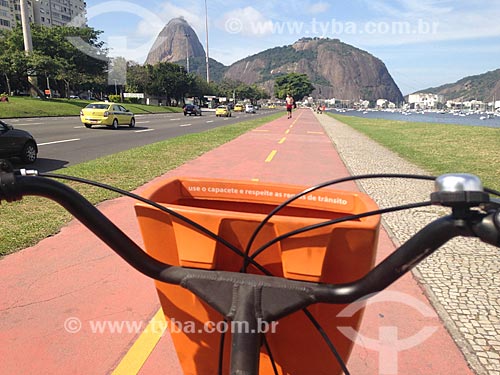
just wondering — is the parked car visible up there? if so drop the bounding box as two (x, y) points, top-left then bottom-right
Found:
(215, 105), (231, 117)
(183, 104), (202, 116)
(245, 104), (256, 114)
(234, 104), (244, 112)
(80, 102), (135, 129)
(0, 120), (38, 163)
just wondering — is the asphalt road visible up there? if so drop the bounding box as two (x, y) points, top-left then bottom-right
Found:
(6, 109), (278, 172)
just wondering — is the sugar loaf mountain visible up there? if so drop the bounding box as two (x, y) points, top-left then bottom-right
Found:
(146, 18), (404, 103)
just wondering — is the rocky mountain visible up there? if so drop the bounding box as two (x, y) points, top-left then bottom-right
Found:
(415, 69), (500, 102)
(224, 38), (403, 103)
(145, 18), (206, 66)
(145, 19), (404, 102)
(144, 17), (226, 81)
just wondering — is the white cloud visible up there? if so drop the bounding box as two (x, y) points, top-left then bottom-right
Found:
(136, 2), (205, 40)
(216, 7), (275, 37)
(348, 0), (500, 46)
(306, 2), (330, 15)
(83, 1), (167, 61)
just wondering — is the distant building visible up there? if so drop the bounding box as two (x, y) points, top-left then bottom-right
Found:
(0, 0), (21, 30)
(446, 100), (488, 111)
(0, 0), (86, 31)
(408, 93), (444, 109)
(375, 99), (397, 109)
(376, 99), (387, 108)
(352, 99), (370, 109)
(36, 0), (86, 27)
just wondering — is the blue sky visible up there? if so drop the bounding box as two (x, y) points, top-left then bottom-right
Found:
(83, 0), (500, 95)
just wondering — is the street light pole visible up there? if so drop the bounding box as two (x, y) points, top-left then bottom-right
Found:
(204, 0), (210, 83)
(20, 0), (33, 54)
(20, 0), (38, 96)
(184, 33), (190, 73)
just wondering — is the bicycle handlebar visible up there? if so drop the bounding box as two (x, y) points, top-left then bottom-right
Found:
(1, 163), (499, 375)
(1, 166), (498, 305)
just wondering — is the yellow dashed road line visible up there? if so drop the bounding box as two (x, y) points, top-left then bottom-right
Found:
(265, 150), (278, 163)
(111, 308), (166, 375)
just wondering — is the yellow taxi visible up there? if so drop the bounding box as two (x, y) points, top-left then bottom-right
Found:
(233, 103), (244, 112)
(80, 102), (135, 129)
(215, 105), (232, 117)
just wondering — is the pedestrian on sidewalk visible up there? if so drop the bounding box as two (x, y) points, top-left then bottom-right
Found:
(286, 94), (294, 119)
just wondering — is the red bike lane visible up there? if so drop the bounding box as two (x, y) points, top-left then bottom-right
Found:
(0, 109), (472, 374)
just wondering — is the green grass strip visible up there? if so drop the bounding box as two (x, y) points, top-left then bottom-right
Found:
(0, 112), (284, 256)
(0, 97), (181, 118)
(329, 114), (500, 192)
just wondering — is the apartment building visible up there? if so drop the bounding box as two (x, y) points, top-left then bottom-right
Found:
(36, 0), (86, 27)
(0, 0), (86, 31)
(0, 0), (20, 30)
(408, 92), (445, 109)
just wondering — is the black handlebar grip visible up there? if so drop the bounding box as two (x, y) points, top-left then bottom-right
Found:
(0, 160), (22, 203)
(472, 210), (500, 247)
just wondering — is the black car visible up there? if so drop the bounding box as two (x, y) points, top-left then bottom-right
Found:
(0, 120), (38, 163)
(183, 104), (202, 116)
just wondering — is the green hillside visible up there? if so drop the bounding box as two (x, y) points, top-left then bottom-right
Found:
(417, 68), (500, 101)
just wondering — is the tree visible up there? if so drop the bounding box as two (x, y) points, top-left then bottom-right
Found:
(126, 63), (150, 93)
(0, 24), (108, 96)
(274, 73), (315, 102)
(214, 79), (269, 103)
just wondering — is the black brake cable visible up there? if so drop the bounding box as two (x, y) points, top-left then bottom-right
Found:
(249, 201), (432, 263)
(236, 174), (435, 374)
(39, 172), (351, 373)
(262, 333), (280, 375)
(217, 319), (227, 375)
(302, 307), (351, 375)
(485, 187), (500, 197)
(39, 172), (272, 275)
(37, 172), (280, 375)
(38, 172), (279, 375)
(37, 172), (496, 375)
(241, 173), (436, 272)
(239, 200), (432, 375)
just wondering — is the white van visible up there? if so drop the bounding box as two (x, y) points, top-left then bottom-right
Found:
(245, 104), (255, 114)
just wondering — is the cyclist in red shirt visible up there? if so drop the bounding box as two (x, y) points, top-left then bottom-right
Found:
(286, 94), (294, 119)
